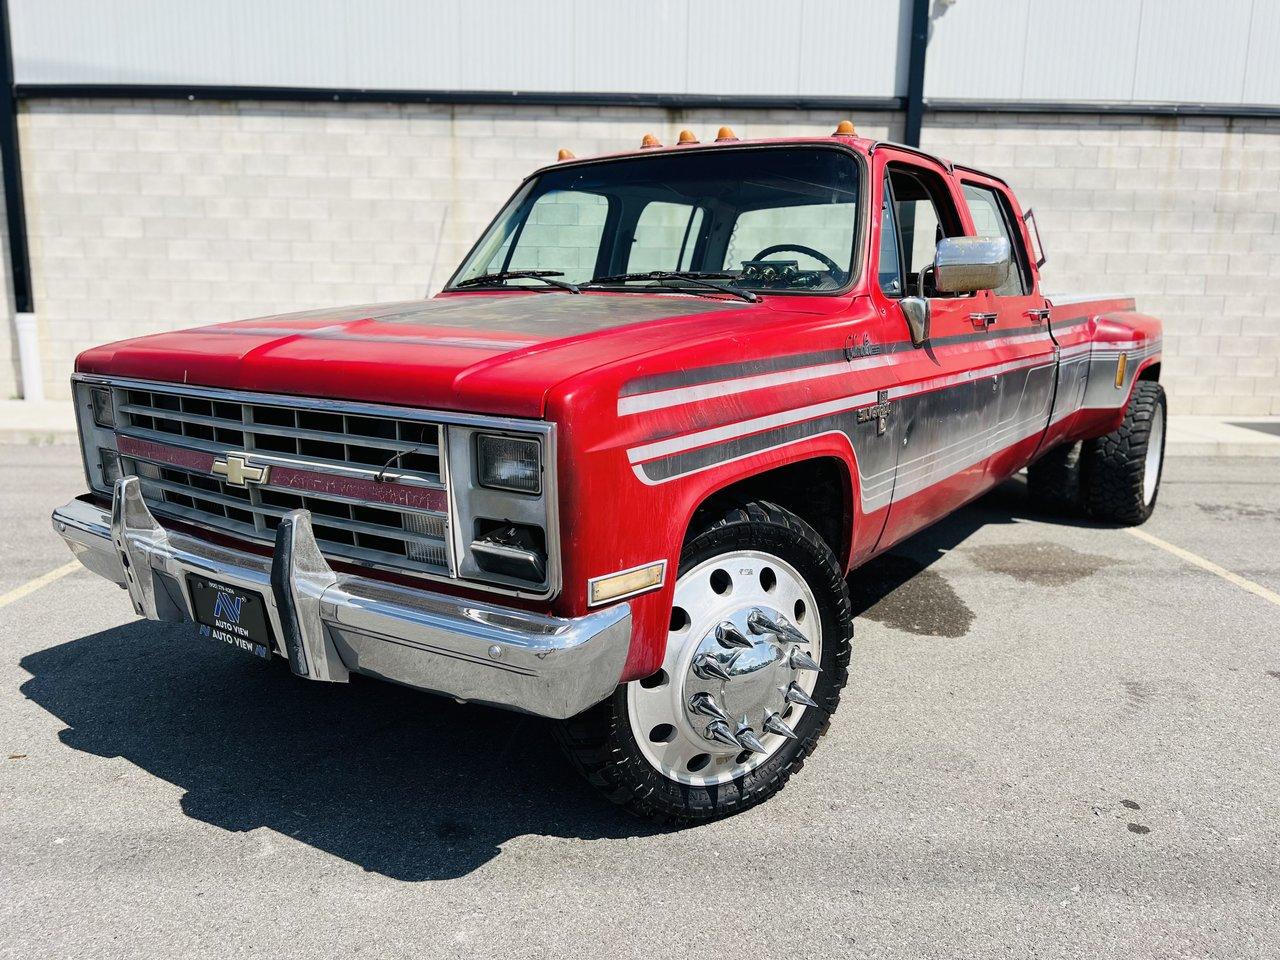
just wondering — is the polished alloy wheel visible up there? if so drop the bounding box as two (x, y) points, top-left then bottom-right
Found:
(1143, 399), (1165, 506)
(626, 550), (822, 786)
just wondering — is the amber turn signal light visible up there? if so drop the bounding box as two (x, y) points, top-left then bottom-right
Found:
(587, 561), (667, 606)
(640, 132), (662, 148)
(834, 119), (856, 135)
(677, 129), (698, 144)
(557, 148), (575, 161)
(715, 125), (738, 141)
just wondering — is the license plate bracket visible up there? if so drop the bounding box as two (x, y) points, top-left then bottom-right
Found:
(187, 575), (274, 659)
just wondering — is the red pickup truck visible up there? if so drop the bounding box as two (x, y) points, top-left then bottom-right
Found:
(53, 124), (1165, 823)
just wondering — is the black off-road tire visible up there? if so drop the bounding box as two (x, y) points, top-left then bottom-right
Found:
(1027, 440), (1083, 516)
(1081, 380), (1167, 525)
(553, 500), (853, 825)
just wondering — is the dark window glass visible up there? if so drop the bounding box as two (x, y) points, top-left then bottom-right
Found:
(453, 147), (861, 293)
(962, 182), (1030, 297)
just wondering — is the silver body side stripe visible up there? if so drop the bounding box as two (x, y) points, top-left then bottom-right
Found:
(626, 335), (1162, 514)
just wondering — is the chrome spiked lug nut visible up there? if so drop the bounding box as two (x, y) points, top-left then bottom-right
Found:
(762, 711), (799, 740)
(783, 681), (820, 709)
(746, 608), (808, 646)
(715, 621), (754, 649)
(692, 652), (734, 682)
(734, 720), (768, 755)
(789, 646), (821, 673)
(688, 691), (730, 723)
(705, 719), (742, 748)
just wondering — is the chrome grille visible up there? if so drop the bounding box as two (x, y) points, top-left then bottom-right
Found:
(112, 385), (451, 575)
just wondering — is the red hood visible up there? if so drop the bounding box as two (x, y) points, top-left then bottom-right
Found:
(75, 292), (773, 417)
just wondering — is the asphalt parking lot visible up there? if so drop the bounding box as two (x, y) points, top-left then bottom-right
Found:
(2, 444), (1278, 960)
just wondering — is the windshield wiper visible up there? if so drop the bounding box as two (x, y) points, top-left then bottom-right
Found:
(583, 271), (758, 303)
(454, 270), (581, 294)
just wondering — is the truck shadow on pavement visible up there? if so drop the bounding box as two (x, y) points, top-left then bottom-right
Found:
(19, 625), (662, 881)
(19, 476), (1103, 879)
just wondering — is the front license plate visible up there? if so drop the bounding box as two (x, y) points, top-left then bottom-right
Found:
(187, 576), (274, 659)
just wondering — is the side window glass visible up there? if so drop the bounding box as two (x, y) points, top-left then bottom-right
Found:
(961, 183), (1029, 297)
(886, 166), (960, 298)
(878, 184), (903, 296)
(628, 201), (703, 273)
(498, 190), (608, 283)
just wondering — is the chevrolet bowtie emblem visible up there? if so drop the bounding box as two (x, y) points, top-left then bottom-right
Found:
(212, 453), (269, 487)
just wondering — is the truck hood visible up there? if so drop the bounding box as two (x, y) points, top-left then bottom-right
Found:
(75, 292), (758, 417)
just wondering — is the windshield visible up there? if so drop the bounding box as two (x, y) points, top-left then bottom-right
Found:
(449, 147), (862, 293)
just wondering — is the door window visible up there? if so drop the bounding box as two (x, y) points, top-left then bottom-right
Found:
(961, 183), (1030, 297)
(884, 166), (964, 298)
(878, 186), (904, 296)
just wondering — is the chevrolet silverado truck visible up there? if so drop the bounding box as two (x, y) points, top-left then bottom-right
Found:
(52, 123), (1165, 823)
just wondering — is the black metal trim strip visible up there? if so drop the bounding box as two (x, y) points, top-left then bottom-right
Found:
(926, 98), (1280, 120)
(13, 83), (907, 112)
(13, 81), (1277, 121)
(0, 0), (31, 313)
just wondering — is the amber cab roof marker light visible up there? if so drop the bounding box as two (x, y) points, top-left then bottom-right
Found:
(557, 148), (576, 161)
(677, 129), (698, 145)
(715, 126), (739, 142)
(640, 133), (662, 149)
(833, 119), (857, 136)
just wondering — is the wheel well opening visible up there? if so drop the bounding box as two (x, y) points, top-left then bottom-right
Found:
(686, 458), (851, 564)
(1138, 362), (1161, 382)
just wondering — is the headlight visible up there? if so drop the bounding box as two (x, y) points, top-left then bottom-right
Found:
(475, 434), (541, 494)
(89, 386), (115, 428)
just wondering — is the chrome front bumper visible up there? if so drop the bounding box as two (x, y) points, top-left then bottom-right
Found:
(51, 477), (631, 720)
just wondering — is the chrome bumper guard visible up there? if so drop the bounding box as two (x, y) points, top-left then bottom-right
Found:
(51, 477), (631, 720)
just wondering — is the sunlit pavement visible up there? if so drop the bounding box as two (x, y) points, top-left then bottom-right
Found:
(3, 445), (1277, 959)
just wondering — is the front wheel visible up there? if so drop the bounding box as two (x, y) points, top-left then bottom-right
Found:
(1081, 380), (1167, 525)
(554, 501), (852, 824)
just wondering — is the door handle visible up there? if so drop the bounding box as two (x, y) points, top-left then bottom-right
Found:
(968, 312), (998, 329)
(1025, 307), (1051, 322)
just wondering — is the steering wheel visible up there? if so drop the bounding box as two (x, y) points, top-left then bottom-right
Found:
(750, 243), (845, 279)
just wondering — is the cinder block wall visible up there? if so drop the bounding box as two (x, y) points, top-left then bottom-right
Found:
(924, 113), (1280, 417)
(13, 98), (1280, 413)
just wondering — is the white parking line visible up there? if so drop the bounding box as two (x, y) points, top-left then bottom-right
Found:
(1126, 528), (1280, 608)
(0, 561), (82, 610)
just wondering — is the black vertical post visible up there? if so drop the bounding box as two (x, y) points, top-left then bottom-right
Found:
(902, 0), (930, 148)
(0, 0), (31, 313)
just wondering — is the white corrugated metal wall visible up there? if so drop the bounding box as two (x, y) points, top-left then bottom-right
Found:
(6, 0), (910, 98)
(7, 0), (1278, 105)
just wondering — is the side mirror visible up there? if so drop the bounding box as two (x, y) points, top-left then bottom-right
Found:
(932, 236), (1011, 294)
(901, 297), (930, 347)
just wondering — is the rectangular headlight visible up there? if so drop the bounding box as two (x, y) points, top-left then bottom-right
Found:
(475, 434), (541, 494)
(90, 386), (115, 428)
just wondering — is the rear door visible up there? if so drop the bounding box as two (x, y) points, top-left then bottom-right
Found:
(871, 150), (1004, 549)
(957, 176), (1056, 482)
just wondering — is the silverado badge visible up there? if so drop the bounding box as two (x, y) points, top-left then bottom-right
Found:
(856, 390), (892, 436)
